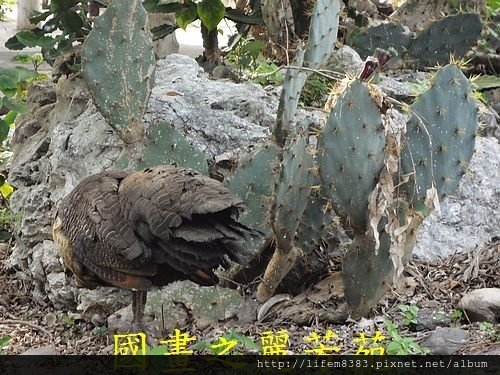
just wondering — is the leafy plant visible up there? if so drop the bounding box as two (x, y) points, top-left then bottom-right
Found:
(398, 304), (419, 326)
(6, 0), (92, 67)
(0, 66), (41, 143)
(476, 2), (500, 54)
(12, 53), (45, 72)
(450, 309), (463, 322)
(479, 322), (499, 341)
(250, 60), (283, 85)
(384, 321), (429, 355)
(300, 73), (332, 107)
(0, 336), (10, 354)
(144, 0), (262, 35)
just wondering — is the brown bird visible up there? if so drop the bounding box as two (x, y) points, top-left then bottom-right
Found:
(52, 165), (257, 328)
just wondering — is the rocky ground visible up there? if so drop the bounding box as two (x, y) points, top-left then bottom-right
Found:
(0, 237), (498, 355)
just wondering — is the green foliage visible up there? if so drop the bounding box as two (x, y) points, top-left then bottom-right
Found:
(300, 73), (332, 107)
(450, 309), (463, 322)
(487, 0), (500, 9)
(225, 37), (283, 84)
(250, 61), (283, 85)
(146, 0), (262, 35)
(384, 321), (429, 355)
(477, 4), (500, 54)
(197, 0), (225, 31)
(12, 53), (45, 71)
(0, 66), (41, 144)
(479, 322), (499, 341)
(0, 336), (10, 354)
(5, 1), (91, 66)
(398, 304), (419, 325)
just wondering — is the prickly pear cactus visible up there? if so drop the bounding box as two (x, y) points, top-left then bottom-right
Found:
(348, 23), (413, 60)
(401, 64), (478, 214)
(273, 129), (315, 249)
(303, 0), (340, 69)
(273, 0), (340, 146)
(226, 143), (280, 254)
(115, 122), (208, 174)
(295, 189), (337, 252)
(406, 13), (482, 68)
(317, 80), (386, 231)
(343, 200), (417, 317)
(274, 48), (307, 145)
(82, 0), (156, 144)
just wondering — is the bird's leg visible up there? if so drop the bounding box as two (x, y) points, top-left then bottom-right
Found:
(131, 290), (147, 330)
(131, 290), (158, 347)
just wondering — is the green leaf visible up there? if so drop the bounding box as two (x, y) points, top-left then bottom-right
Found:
(0, 66), (38, 92)
(386, 341), (402, 355)
(0, 231), (12, 241)
(473, 75), (500, 90)
(0, 336), (10, 347)
(151, 24), (179, 40)
(15, 31), (56, 49)
(0, 182), (14, 199)
(197, 0), (225, 31)
(60, 11), (84, 35)
(175, 6), (198, 30)
(144, 0), (185, 13)
(29, 10), (52, 24)
(2, 97), (26, 114)
(3, 110), (18, 126)
(144, 345), (168, 355)
(50, 0), (80, 12)
(0, 121), (7, 143)
(224, 7), (263, 25)
(4, 35), (26, 51)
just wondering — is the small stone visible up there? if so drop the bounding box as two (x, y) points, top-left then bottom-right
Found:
(415, 308), (451, 331)
(44, 312), (57, 327)
(422, 327), (469, 355)
(458, 288), (500, 323)
(20, 345), (57, 355)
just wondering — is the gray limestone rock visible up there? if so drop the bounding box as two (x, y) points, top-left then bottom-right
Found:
(458, 288), (500, 323)
(421, 327), (469, 355)
(414, 137), (500, 261)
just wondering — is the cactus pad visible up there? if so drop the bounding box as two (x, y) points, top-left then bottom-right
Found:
(273, 131), (315, 247)
(226, 143), (280, 254)
(406, 13), (482, 68)
(115, 122), (208, 174)
(343, 200), (415, 317)
(274, 47), (306, 145)
(82, 0), (156, 144)
(348, 23), (413, 60)
(318, 80), (386, 231)
(400, 64), (478, 213)
(295, 190), (336, 252)
(304, 0), (340, 69)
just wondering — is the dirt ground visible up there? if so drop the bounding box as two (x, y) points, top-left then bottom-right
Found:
(0, 237), (498, 355)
